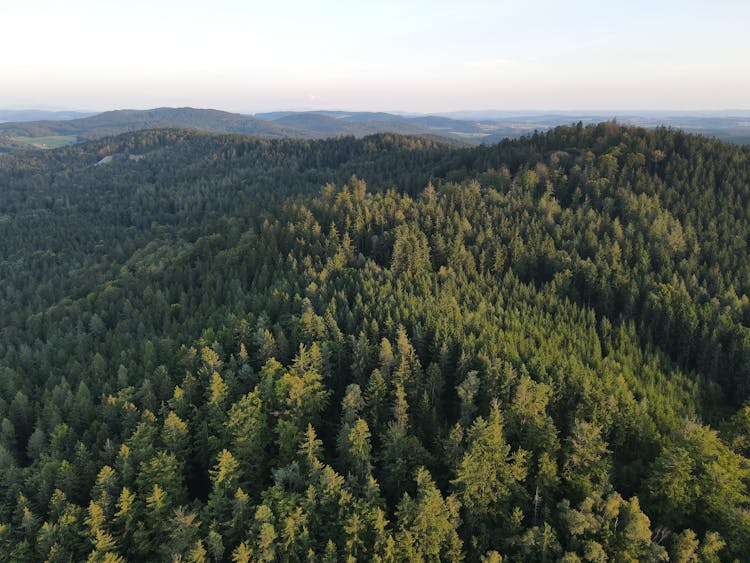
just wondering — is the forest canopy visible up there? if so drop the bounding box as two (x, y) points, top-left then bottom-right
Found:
(1, 123), (750, 561)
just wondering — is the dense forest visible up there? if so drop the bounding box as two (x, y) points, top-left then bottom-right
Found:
(1, 123), (750, 561)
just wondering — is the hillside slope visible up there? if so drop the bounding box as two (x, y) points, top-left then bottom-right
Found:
(1, 125), (749, 560)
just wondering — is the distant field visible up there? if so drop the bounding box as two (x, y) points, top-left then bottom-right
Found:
(11, 135), (77, 149)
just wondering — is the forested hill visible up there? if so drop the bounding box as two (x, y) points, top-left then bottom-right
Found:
(0, 108), (306, 141)
(0, 108), (467, 149)
(1, 123), (750, 561)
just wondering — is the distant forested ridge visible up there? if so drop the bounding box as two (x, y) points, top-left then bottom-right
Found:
(1, 123), (750, 561)
(3, 108), (749, 154)
(0, 108), (472, 150)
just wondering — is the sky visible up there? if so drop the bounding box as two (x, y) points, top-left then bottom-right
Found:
(2, 0), (749, 113)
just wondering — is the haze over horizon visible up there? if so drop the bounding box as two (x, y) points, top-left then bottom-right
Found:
(3, 0), (749, 114)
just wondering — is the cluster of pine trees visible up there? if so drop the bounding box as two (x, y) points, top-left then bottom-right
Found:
(1, 123), (749, 560)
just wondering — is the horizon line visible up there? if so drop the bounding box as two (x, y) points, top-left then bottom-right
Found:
(2, 106), (750, 116)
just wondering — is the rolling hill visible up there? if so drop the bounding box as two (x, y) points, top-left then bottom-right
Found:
(0, 107), (507, 150)
(0, 107), (305, 141)
(3, 107), (749, 157)
(1, 125), (750, 560)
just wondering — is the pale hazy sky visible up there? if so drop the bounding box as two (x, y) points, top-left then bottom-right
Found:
(2, 0), (749, 113)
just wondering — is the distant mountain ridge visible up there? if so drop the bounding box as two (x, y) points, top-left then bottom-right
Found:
(2, 107), (749, 153)
(0, 109), (96, 123)
(0, 107), (480, 151)
(0, 107), (304, 140)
